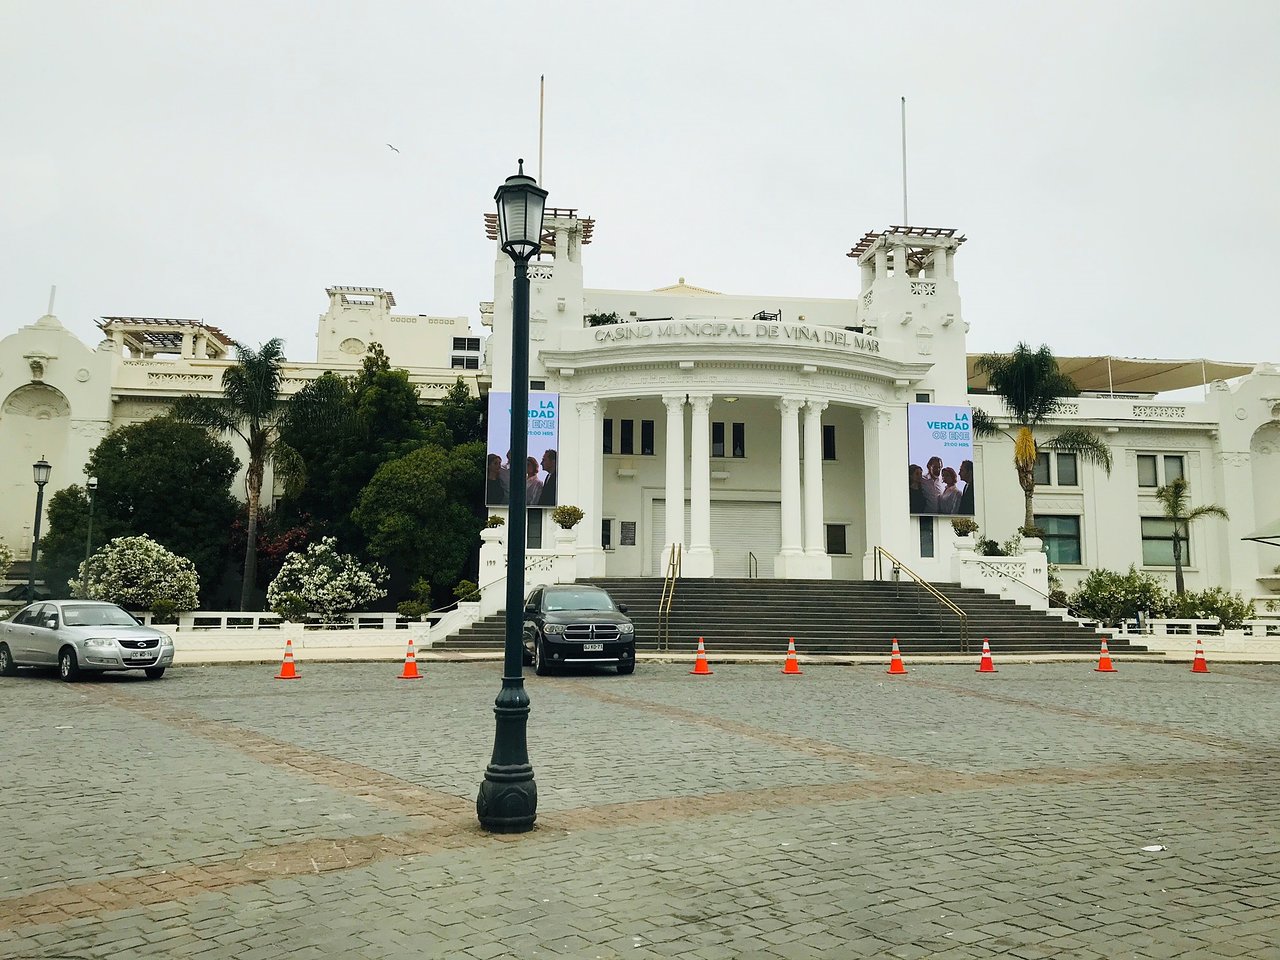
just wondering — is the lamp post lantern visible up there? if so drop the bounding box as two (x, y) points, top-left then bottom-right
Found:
(81, 476), (98, 598)
(476, 159), (548, 833)
(28, 457), (52, 603)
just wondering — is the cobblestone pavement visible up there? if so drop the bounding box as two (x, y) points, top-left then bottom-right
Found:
(2, 661), (1278, 959)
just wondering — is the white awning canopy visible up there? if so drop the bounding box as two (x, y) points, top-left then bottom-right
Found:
(967, 355), (1255, 395)
(1243, 518), (1280, 548)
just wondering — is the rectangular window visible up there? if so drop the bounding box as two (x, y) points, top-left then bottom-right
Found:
(1035, 514), (1082, 565)
(530, 379), (545, 391)
(825, 524), (848, 555)
(919, 516), (935, 558)
(1055, 453), (1078, 487)
(1137, 453), (1185, 488)
(602, 419), (613, 455)
(1141, 518), (1191, 566)
(620, 419), (634, 455)
(915, 392), (932, 403)
(1033, 452), (1051, 486)
(452, 336), (466, 350)
(453, 336), (480, 351)
(527, 509), (544, 550)
(822, 424), (837, 461)
(601, 518), (613, 550)
(711, 421), (725, 458)
(451, 356), (478, 369)
(731, 422), (746, 458)
(466, 357), (479, 369)
(641, 420), (655, 455)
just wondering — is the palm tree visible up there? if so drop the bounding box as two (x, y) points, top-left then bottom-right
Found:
(974, 343), (1114, 530)
(172, 339), (302, 610)
(1154, 476), (1228, 596)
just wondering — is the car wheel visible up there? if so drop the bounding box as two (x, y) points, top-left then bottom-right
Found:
(59, 648), (82, 683)
(534, 639), (551, 676)
(0, 643), (16, 676)
(145, 667), (166, 680)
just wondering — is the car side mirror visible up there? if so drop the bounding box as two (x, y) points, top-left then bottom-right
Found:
(45, 617), (58, 629)
(617, 603), (629, 615)
(524, 604), (536, 613)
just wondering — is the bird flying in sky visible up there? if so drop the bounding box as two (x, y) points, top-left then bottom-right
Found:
(386, 144), (400, 153)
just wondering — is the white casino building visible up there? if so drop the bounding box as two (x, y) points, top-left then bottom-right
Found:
(1, 212), (1277, 610)
(483, 211), (1279, 608)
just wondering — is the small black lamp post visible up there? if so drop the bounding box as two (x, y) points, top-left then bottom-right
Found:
(28, 457), (52, 603)
(476, 159), (548, 833)
(81, 476), (98, 598)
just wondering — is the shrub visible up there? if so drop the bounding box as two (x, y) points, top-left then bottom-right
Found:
(453, 579), (480, 603)
(551, 505), (584, 529)
(1171, 587), (1255, 630)
(150, 599), (179, 624)
(977, 537), (1006, 557)
(396, 578), (434, 620)
(71, 535), (199, 612)
(585, 312), (622, 327)
(0, 540), (13, 582)
(951, 518), (979, 537)
(485, 515), (505, 528)
(1069, 565), (1173, 626)
(267, 537), (386, 623)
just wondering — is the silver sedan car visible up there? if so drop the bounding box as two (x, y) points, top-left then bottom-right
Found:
(0, 600), (175, 681)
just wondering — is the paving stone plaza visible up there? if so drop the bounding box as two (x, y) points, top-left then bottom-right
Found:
(3, 661), (1279, 959)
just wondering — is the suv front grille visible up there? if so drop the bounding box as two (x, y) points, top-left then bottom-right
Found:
(563, 623), (621, 642)
(119, 639), (159, 649)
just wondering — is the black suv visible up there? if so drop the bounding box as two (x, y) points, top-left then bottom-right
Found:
(522, 585), (636, 676)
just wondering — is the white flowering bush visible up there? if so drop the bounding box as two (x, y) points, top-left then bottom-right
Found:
(71, 535), (199, 611)
(267, 537), (386, 623)
(0, 539), (14, 582)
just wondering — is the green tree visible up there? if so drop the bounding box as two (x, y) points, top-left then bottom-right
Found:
(36, 419), (237, 602)
(171, 339), (301, 610)
(353, 441), (485, 604)
(974, 343), (1114, 529)
(1154, 476), (1229, 596)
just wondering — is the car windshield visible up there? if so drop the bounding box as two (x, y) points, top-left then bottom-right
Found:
(61, 604), (139, 627)
(544, 589), (614, 612)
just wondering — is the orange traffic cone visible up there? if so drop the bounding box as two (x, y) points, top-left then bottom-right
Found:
(690, 637), (713, 675)
(976, 638), (997, 673)
(399, 636), (422, 680)
(782, 638), (803, 675)
(1191, 637), (1209, 674)
(886, 638), (908, 675)
(275, 637), (300, 680)
(1095, 637), (1117, 673)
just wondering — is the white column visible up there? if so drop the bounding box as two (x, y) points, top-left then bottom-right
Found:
(575, 398), (607, 577)
(774, 396), (805, 578)
(660, 394), (686, 571)
(802, 400), (832, 578)
(874, 245), (888, 280)
(862, 406), (913, 578)
(686, 394), (714, 577)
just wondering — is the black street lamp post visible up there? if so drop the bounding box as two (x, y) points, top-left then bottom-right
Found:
(28, 457), (52, 603)
(81, 476), (98, 598)
(476, 159), (548, 833)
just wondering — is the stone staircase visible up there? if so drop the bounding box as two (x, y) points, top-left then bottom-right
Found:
(437, 578), (1145, 656)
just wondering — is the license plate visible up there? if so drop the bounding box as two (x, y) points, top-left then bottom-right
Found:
(127, 652), (152, 661)
(583, 643), (604, 652)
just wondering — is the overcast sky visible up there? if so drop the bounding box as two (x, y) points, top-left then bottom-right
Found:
(3, 1), (1277, 368)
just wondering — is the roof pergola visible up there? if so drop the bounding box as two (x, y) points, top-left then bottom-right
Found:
(484, 207), (595, 255)
(97, 317), (233, 359)
(847, 226), (966, 268)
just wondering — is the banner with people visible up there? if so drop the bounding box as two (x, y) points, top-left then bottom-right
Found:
(485, 392), (560, 507)
(907, 403), (976, 516)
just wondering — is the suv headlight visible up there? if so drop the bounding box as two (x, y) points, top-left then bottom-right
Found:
(85, 638), (116, 649)
(543, 623), (564, 635)
(159, 634), (174, 647)
(618, 622), (634, 635)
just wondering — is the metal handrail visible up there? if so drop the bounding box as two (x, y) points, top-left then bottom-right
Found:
(658, 543), (682, 652)
(872, 545), (970, 653)
(747, 551), (758, 579)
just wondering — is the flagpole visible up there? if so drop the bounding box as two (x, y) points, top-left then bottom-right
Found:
(538, 75), (545, 185)
(900, 96), (909, 225)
